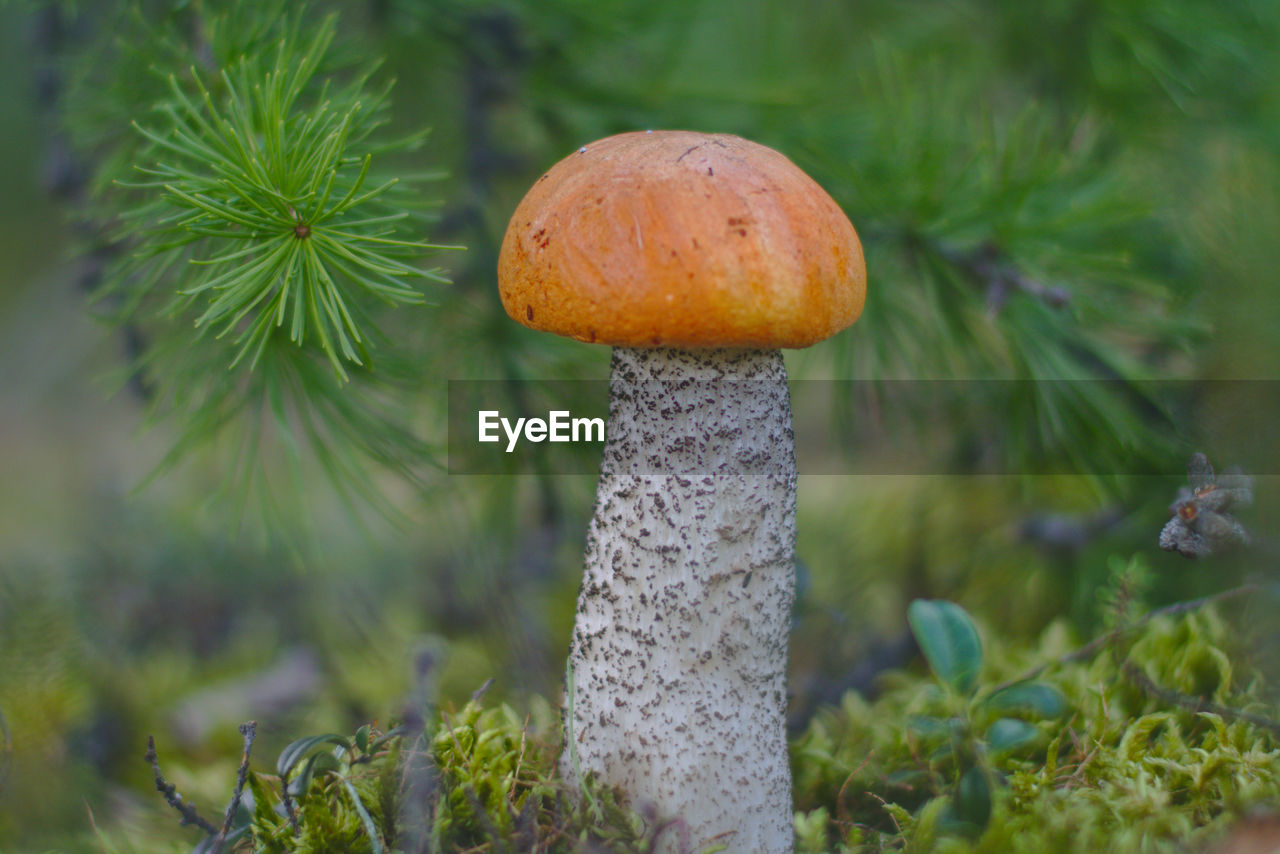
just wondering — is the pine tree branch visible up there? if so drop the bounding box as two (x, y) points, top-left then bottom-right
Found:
(923, 236), (1071, 314)
(56, 3), (457, 527)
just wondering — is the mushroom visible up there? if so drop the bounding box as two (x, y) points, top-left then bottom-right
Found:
(497, 130), (865, 853)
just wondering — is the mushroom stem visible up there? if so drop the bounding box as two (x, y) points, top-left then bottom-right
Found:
(564, 346), (797, 854)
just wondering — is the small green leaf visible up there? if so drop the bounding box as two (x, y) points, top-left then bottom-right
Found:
(983, 681), (1068, 719)
(287, 750), (343, 797)
(370, 726), (407, 751)
(908, 599), (983, 696)
(985, 717), (1041, 753)
(342, 777), (386, 853)
(907, 715), (954, 738)
(952, 765), (992, 834)
(276, 732), (350, 778)
(354, 724), (371, 753)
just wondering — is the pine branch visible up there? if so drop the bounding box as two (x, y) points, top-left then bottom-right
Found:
(61, 2), (460, 528)
(119, 14), (455, 382)
(924, 237), (1072, 315)
(799, 54), (1199, 486)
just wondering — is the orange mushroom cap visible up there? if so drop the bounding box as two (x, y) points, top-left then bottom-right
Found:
(497, 130), (866, 349)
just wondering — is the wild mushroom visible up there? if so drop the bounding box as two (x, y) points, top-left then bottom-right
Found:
(497, 130), (865, 853)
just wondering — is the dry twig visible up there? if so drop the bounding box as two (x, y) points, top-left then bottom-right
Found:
(992, 583), (1263, 694)
(1121, 663), (1280, 737)
(145, 735), (219, 835)
(212, 721), (258, 850)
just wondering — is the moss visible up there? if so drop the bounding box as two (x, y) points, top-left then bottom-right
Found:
(790, 604), (1280, 853)
(238, 699), (652, 853)
(148, 590), (1279, 853)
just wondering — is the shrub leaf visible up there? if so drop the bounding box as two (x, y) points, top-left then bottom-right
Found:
(908, 599), (984, 696)
(984, 680), (1068, 718)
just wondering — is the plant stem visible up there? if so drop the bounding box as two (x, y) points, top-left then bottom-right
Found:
(145, 735), (219, 836)
(992, 582), (1263, 694)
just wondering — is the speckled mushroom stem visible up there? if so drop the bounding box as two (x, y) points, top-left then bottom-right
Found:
(564, 346), (797, 854)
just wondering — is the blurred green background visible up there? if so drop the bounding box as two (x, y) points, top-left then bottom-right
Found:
(1, 0), (1278, 849)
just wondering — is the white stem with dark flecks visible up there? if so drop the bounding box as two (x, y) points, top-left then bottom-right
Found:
(563, 347), (797, 854)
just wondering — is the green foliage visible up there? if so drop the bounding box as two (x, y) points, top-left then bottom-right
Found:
(0, 567), (98, 842)
(9, 0), (1280, 851)
(908, 600), (985, 696)
(249, 726), (400, 852)
(982, 0), (1280, 123)
(53, 0), (1266, 524)
(96, 584), (1273, 853)
(1098, 554), (1155, 632)
(903, 600), (1069, 836)
(232, 701), (652, 853)
(792, 592), (1280, 852)
(123, 15), (448, 379)
(806, 54), (1196, 482)
(70, 1), (455, 525)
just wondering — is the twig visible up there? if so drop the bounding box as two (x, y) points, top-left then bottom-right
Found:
(472, 677), (495, 702)
(991, 582), (1263, 694)
(834, 751), (877, 827)
(397, 646), (440, 854)
(1121, 663), (1280, 737)
(145, 735), (219, 835)
(212, 721), (257, 851)
(1053, 726), (1101, 789)
(279, 767), (301, 835)
(926, 237), (1071, 313)
(866, 791), (904, 836)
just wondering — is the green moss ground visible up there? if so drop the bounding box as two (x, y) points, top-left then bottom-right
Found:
(98, 585), (1278, 854)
